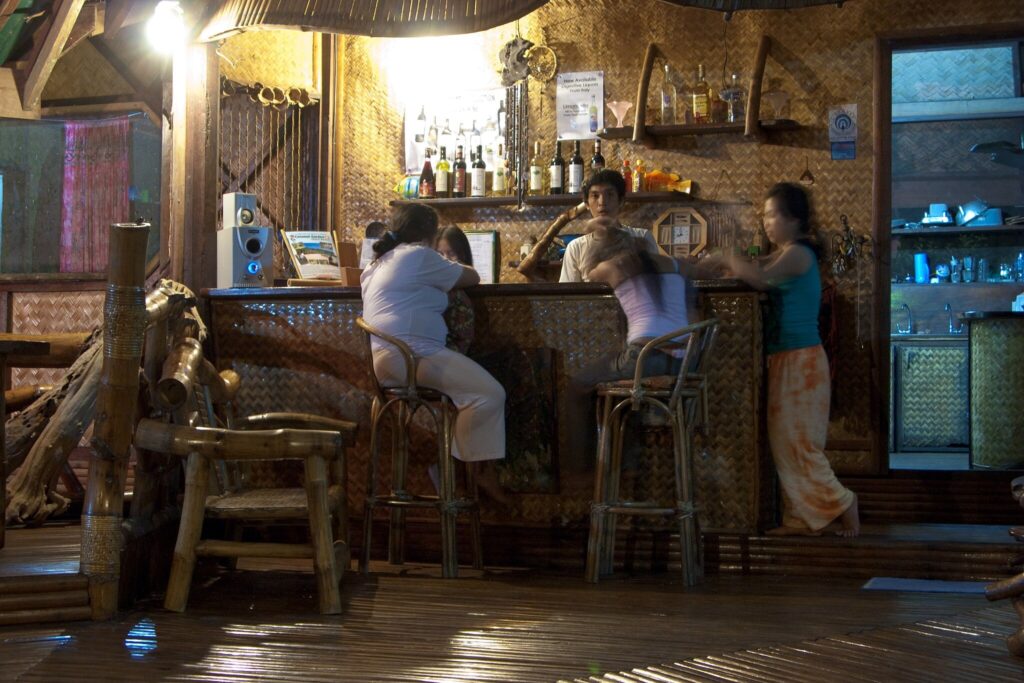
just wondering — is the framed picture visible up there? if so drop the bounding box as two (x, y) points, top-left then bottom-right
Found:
(281, 230), (342, 280)
(465, 230), (499, 284)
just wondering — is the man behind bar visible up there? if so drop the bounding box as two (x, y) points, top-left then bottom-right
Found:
(558, 169), (661, 282)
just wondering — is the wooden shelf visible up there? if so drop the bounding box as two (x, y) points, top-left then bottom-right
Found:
(599, 119), (800, 140)
(388, 196), (517, 208)
(390, 191), (704, 209)
(892, 224), (1024, 236)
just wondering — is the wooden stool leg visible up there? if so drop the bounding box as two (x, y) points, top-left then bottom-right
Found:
(438, 402), (458, 578)
(586, 397), (614, 583)
(305, 455), (341, 615)
(600, 406), (626, 576)
(360, 396), (383, 574)
(673, 400), (701, 586)
(388, 402), (410, 565)
(466, 461), (484, 571)
(165, 452), (209, 612)
(330, 456), (350, 574)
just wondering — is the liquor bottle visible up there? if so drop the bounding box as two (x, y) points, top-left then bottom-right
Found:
(567, 140), (584, 194)
(497, 99), (507, 136)
(470, 120), (482, 152)
(661, 63), (677, 124)
(549, 141), (564, 195)
(591, 139), (605, 175)
(435, 146), (451, 198)
(471, 144), (487, 197)
(493, 143), (507, 195)
(632, 158), (646, 193)
(418, 150), (436, 199)
(529, 140), (544, 195)
(710, 86), (729, 123)
(692, 64), (711, 124)
(589, 95), (599, 133)
(725, 72), (746, 123)
(415, 105), (427, 143)
(622, 158), (632, 193)
(428, 117), (438, 147)
(453, 145), (467, 198)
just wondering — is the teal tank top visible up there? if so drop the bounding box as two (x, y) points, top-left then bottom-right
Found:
(766, 245), (821, 354)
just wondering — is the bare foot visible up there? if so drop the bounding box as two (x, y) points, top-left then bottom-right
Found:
(765, 526), (821, 537)
(836, 493), (860, 537)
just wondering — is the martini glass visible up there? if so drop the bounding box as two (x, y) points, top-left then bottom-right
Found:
(606, 100), (633, 129)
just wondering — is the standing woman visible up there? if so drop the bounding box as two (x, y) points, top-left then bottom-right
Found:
(360, 203), (507, 499)
(719, 183), (859, 537)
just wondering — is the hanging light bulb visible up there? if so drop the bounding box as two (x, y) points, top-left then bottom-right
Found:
(147, 1), (187, 54)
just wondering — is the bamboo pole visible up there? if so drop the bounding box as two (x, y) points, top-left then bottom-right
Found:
(745, 34), (771, 138)
(516, 201), (588, 278)
(632, 42), (659, 146)
(0, 333), (90, 368)
(156, 337), (203, 410)
(81, 221), (151, 621)
(134, 418), (343, 461)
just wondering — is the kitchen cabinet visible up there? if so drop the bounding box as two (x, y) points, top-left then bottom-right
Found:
(890, 337), (968, 452)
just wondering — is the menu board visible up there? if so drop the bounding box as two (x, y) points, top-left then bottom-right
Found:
(465, 230), (499, 284)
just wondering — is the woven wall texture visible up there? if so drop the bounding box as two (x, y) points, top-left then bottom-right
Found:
(333, 0), (1023, 475)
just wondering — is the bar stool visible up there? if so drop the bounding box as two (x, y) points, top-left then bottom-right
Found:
(585, 318), (719, 586)
(355, 317), (483, 578)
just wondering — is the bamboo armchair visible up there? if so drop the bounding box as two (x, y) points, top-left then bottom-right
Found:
(134, 343), (356, 615)
(585, 318), (719, 585)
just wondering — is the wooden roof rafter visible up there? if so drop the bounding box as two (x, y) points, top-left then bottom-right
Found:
(13, 0), (86, 111)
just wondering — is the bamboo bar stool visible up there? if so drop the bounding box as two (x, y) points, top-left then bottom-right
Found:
(585, 318), (719, 586)
(356, 317), (482, 578)
(135, 351), (356, 615)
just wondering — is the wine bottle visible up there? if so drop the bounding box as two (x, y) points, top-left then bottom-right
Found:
(549, 141), (564, 195)
(428, 117), (438, 147)
(493, 143), (507, 194)
(529, 141), (544, 195)
(418, 150), (436, 199)
(471, 144), (487, 197)
(567, 140), (584, 194)
(415, 105), (427, 143)
(435, 146), (451, 198)
(453, 145), (467, 198)
(692, 64), (710, 124)
(591, 139), (605, 175)
(497, 99), (507, 136)
(589, 95), (599, 133)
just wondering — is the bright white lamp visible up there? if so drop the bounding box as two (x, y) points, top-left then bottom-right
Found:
(146, 1), (187, 54)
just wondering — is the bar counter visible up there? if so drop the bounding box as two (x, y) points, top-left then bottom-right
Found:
(206, 281), (770, 534)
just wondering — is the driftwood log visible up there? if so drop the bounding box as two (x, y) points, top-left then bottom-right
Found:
(4, 280), (199, 528)
(516, 201), (589, 280)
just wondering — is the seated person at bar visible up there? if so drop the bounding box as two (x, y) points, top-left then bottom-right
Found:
(360, 204), (508, 502)
(559, 169), (660, 283)
(435, 225), (475, 354)
(563, 219), (692, 475)
(703, 182), (859, 537)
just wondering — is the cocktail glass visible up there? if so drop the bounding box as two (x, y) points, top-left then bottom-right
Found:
(606, 100), (633, 128)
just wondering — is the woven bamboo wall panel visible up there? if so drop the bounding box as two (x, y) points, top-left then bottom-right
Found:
(220, 31), (318, 92)
(209, 288), (765, 532)
(894, 343), (969, 450)
(43, 41), (132, 101)
(969, 318), (1024, 469)
(10, 290), (103, 387)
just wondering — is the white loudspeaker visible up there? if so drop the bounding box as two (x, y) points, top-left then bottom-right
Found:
(217, 193), (273, 288)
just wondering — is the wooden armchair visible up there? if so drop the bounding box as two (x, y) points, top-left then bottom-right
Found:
(133, 335), (356, 615)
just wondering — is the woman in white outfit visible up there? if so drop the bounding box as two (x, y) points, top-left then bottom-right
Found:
(360, 203), (507, 501)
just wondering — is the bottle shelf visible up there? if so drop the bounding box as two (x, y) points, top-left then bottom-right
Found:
(598, 119), (801, 141)
(892, 223), (1024, 236)
(389, 191), (703, 209)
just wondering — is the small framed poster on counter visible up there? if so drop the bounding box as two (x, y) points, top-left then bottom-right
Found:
(281, 230), (342, 280)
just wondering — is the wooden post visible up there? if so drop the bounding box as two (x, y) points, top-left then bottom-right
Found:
(80, 221), (150, 620)
(182, 42), (220, 292)
(632, 43), (659, 146)
(744, 35), (771, 138)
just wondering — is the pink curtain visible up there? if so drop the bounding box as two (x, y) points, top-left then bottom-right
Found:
(60, 118), (131, 272)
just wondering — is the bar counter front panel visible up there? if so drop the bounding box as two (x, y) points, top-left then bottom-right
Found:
(207, 282), (769, 534)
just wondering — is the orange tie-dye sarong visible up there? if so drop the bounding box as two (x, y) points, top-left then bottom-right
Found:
(767, 345), (854, 532)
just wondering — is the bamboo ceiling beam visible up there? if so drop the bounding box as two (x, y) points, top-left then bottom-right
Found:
(40, 96), (161, 127)
(61, 2), (103, 57)
(15, 0), (86, 111)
